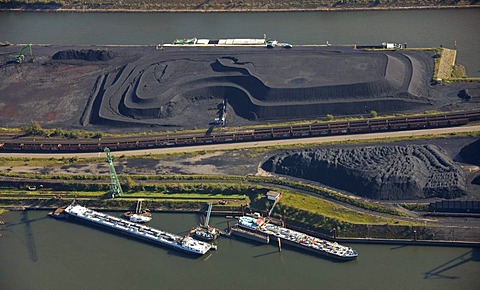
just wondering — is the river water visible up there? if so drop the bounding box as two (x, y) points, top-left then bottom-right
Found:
(0, 9), (479, 76)
(0, 210), (479, 289)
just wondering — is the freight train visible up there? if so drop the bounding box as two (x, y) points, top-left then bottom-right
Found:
(1, 110), (479, 153)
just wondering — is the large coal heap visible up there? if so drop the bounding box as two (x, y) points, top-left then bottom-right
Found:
(458, 138), (480, 166)
(262, 145), (467, 200)
(88, 47), (435, 126)
(53, 49), (115, 61)
(473, 175), (480, 186)
(2, 45), (478, 131)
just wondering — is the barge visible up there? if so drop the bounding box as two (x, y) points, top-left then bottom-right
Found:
(123, 199), (152, 223)
(169, 38), (266, 46)
(190, 203), (220, 242)
(164, 36), (291, 48)
(191, 225), (220, 241)
(62, 204), (215, 255)
(237, 216), (358, 261)
(230, 226), (270, 244)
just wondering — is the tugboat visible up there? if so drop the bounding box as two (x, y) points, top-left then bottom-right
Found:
(123, 199), (152, 223)
(48, 207), (67, 219)
(191, 203), (220, 242)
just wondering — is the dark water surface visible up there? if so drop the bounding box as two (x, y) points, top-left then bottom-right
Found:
(0, 210), (479, 289)
(0, 9), (479, 76)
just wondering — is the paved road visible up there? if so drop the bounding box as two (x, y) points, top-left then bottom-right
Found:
(1, 125), (479, 158)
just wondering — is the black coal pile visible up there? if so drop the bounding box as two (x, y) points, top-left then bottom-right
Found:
(457, 89), (472, 101)
(52, 49), (115, 61)
(472, 175), (480, 186)
(90, 48), (435, 126)
(262, 145), (467, 200)
(458, 138), (480, 166)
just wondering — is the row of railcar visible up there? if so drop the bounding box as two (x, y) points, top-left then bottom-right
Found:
(252, 111), (477, 138)
(1, 110), (479, 153)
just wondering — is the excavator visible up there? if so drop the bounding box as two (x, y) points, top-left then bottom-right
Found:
(15, 44), (33, 63)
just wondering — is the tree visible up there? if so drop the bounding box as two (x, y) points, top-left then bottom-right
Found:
(124, 176), (136, 191)
(326, 114), (334, 121)
(370, 110), (378, 118)
(24, 120), (45, 136)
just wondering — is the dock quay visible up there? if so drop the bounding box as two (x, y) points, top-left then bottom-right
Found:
(336, 237), (480, 248)
(61, 204), (216, 255)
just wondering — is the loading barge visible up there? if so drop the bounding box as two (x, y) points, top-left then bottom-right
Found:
(190, 203), (220, 242)
(62, 204), (215, 255)
(230, 226), (270, 244)
(123, 199), (152, 223)
(237, 216), (358, 261)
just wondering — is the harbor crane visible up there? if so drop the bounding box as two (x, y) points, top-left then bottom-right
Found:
(268, 195), (282, 217)
(104, 147), (123, 198)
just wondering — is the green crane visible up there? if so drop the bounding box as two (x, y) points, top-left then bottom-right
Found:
(104, 147), (123, 198)
(16, 44), (33, 63)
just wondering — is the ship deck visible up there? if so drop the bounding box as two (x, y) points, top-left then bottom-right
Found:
(64, 204), (213, 255)
(237, 216), (357, 259)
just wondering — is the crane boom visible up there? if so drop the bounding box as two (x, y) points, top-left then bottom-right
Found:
(268, 196), (281, 217)
(104, 147), (123, 198)
(205, 203), (213, 226)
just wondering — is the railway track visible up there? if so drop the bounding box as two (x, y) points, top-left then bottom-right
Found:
(1, 110), (479, 153)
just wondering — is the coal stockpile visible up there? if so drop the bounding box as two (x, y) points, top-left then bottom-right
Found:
(52, 49), (115, 61)
(2, 45), (478, 131)
(473, 175), (480, 186)
(88, 47), (434, 126)
(262, 145), (467, 200)
(458, 138), (480, 166)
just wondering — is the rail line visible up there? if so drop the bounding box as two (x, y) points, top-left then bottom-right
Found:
(1, 110), (479, 153)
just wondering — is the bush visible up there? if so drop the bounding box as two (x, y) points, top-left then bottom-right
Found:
(51, 128), (65, 137)
(326, 114), (334, 121)
(124, 176), (136, 191)
(64, 131), (80, 139)
(370, 110), (378, 118)
(23, 120), (46, 136)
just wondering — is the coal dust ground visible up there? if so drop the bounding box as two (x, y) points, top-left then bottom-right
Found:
(1, 44), (479, 132)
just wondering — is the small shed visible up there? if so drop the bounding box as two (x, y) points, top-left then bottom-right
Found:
(266, 191), (282, 201)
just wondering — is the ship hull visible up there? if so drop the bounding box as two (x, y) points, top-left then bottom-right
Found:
(230, 227), (270, 244)
(236, 216), (357, 261)
(192, 234), (217, 242)
(64, 206), (209, 256)
(278, 238), (357, 261)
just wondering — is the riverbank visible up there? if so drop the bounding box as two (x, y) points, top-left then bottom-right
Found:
(2, 206), (479, 248)
(1, 193), (478, 243)
(0, 135), (478, 240)
(1, 3), (480, 13)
